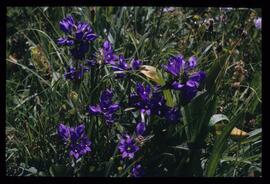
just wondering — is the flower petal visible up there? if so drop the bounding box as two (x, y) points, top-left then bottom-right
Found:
(88, 105), (102, 115)
(108, 104), (120, 113)
(171, 81), (184, 90)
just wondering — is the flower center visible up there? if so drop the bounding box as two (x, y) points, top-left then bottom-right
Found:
(181, 72), (189, 84)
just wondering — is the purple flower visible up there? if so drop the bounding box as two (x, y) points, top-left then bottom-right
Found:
(149, 91), (167, 116)
(129, 83), (152, 115)
(187, 56), (197, 69)
(64, 65), (89, 80)
(69, 137), (92, 160)
(254, 17), (262, 29)
(131, 59), (142, 70)
(88, 89), (120, 125)
(57, 37), (74, 46)
(111, 56), (144, 78)
(163, 54), (206, 103)
(189, 71), (206, 83)
(135, 122), (146, 136)
(103, 40), (118, 65)
(57, 123), (92, 160)
(128, 83), (182, 123)
(164, 107), (181, 123)
(172, 71), (206, 102)
(118, 134), (139, 159)
(118, 55), (129, 70)
(163, 55), (185, 77)
(75, 22), (97, 41)
(59, 16), (75, 33)
(57, 123), (70, 142)
(111, 55), (130, 78)
(129, 84), (166, 117)
(131, 164), (144, 177)
(57, 16), (97, 60)
(136, 83), (151, 101)
(58, 16), (97, 43)
(171, 71), (205, 90)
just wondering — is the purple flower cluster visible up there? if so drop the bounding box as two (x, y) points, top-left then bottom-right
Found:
(64, 65), (89, 80)
(163, 54), (206, 103)
(111, 55), (130, 78)
(102, 40), (143, 78)
(129, 83), (181, 123)
(57, 123), (92, 160)
(55, 16), (208, 173)
(57, 16), (97, 60)
(57, 16), (98, 81)
(129, 83), (151, 115)
(87, 89), (120, 125)
(118, 134), (139, 159)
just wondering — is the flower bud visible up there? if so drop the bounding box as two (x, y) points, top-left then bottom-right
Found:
(68, 91), (79, 103)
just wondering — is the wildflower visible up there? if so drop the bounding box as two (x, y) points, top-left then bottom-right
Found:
(163, 107), (181, 123)
(102, 40), (118, 65)
(57, 37), (74, 46)
(150, 91), (181, 123)
(118, 55), (129, 70)
(149, 91), (167, 116)
(111, 55), (130, 78)
(254, 17), (262, 29)
(118, 134), (139, 159)
(129, 83), (182, 123)
(59, 16), (75, 34)
(87, 89), (120, 125)
(57, 16), (97, 59)
(163, 54), (206, 103)
(163, 54), (184, 77)
(112, 56), (144, 78)
(135, 122), (146, 136)
(57, 123), (92, 160)
(129, 83), (152, 115)
(186, 56), (197, 69)
(136, 83), (151, 101)
(131, 164), (144, 177)
(131, 59), (142, 70)
(58, 123), (70, 142)
(64, 65), (89, 80)
(75, 22), (97, 41)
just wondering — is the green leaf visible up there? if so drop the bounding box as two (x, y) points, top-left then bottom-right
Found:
(163, 90), (174, 107)
(206, 112), (244, 176)
(203, 55), (228, 92)
(248, 128), (261, 138)
(182, 90), (208, 144)
(108, 32), (114, 45)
